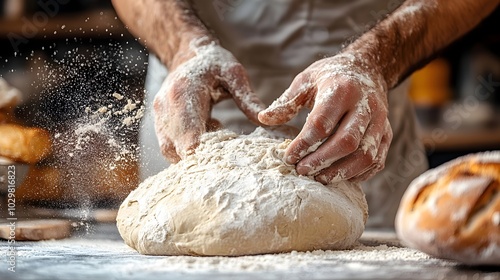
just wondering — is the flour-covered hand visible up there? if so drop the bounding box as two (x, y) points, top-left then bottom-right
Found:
(154, 38), (265, 163)
(258, 53), (392, 183)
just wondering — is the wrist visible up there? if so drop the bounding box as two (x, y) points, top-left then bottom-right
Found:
(169, 33), (219, 70)
(334, 49), (389, 94)
(342, 32), (400, 91)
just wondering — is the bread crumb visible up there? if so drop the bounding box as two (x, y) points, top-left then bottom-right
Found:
(113, 92), (124, 100)
(98, 107), (108, 114)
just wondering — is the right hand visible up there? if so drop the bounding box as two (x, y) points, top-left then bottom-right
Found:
(154, 37), (265, 163)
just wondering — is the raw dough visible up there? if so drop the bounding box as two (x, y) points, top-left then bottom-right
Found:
(117, 128), (368, 256)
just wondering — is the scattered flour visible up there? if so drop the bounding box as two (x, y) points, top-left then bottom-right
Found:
(112, 92), (124, 100)
(57, 92), (145, 167)
(13, 238), (448, 276)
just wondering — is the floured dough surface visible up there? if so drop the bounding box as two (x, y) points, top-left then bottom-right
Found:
(117, 128), (368, 256)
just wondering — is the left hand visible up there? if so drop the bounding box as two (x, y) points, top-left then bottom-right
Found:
(258, 53), (393, 184)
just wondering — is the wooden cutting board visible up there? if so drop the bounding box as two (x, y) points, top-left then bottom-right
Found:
(0, 219), (72, 241)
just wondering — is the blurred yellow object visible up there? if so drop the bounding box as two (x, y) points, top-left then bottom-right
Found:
(409, 59), (452, 107)
(17, 156), (138, 207)
(17, 166), (64, 202)
(0, 124), (52, 164)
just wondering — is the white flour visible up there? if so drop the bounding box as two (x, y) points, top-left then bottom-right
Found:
(67, 92), (145, 159)
(48, 91), (145, 213)
(16, 238), (439, 274)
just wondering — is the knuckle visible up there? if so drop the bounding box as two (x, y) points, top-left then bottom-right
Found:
(309, 114), (335, 136)
(342, 81), (358, 93)
(227, 63), (245, 76)
(295, 72), (307, 82)
(338, 133), (360, 154)
(377, 161), (385, 172)
(168, 85), (186, 103)
(361, 152), (376, 167)
(153, 95), (163, 111)
(160, 139), (180, 163)
(386, 124), (394, 140)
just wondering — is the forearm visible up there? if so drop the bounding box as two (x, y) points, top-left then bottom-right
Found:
(111, 0), (214, 69)
(345, 0), (499, 89)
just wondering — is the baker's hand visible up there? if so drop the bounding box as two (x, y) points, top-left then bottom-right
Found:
(154, 38), (265, 163)
(258, 53), (393, 184)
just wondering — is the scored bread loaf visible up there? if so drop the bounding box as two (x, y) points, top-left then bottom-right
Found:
(396, 151), (499, 265)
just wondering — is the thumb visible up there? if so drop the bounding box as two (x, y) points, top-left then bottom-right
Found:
(258, 74), (315, 125)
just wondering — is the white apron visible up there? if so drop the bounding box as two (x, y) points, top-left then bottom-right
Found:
(140, 0), (428, 227)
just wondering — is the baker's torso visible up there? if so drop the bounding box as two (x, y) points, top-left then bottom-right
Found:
(190, 0), (409, 131)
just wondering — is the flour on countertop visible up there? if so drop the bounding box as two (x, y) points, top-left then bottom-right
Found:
(19, 238), (439, 274)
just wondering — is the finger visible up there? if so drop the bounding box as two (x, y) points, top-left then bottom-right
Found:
(350, 119), (393, 182)
(206, 118), (223, 132)
(314, 121), (384, 184)
(258, 73), (315, 125)
(284, 83), (360, 165)
(153, 91), (179, 162)
(153, 77), (211, 160)
(158, 137), (182, 163)
(295, 106), (371, 175)
(221, 64), (266, 125)
(175, 92), (212, 157)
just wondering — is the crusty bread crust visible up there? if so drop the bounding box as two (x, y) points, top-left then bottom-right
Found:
(396, 151), (500, 265)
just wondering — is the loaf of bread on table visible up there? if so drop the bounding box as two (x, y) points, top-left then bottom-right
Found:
(0, 123), (52, 164)
(396, 151), (499, 265)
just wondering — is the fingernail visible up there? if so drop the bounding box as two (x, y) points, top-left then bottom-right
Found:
(285, 154), (297, 164)
(316, 174), (328, 185)
(296, 165), (311, 175)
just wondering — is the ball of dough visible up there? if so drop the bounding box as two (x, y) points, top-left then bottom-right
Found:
(117, 128), (368, 256)
(396, 151), (500, 265)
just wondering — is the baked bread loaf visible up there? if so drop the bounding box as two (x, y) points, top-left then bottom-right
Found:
(0, 124), (52, 164)
(396, 151), (500, 265)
